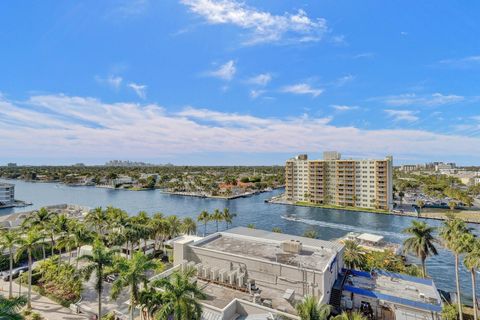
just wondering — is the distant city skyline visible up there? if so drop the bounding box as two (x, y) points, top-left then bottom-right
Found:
(1, 1), (480, 165)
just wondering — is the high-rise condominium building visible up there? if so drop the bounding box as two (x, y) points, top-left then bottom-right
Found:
(0, 183), (15, 207)
(285, 152), (393, 210)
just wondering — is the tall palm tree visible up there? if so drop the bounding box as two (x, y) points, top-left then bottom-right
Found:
(22, 207), (54, 259)
(295, 296), (331, 320)
(110, 252), (162, 320)
(211, 209), (223, 232)
(0, 295), (27, 320)
(0, 229), (19, 298)
(150, 212), (167, 251)
(181, 217), (197, 235)
(166, 215), (182, 239)
(343, 240), (366, 270)
(15, 230), (42, 309)
(197, 210), (210, 237)
(464, 237), (480, 320)
(79, 239), (117, 319)
(138, 286), (164, 320)
(222, 208), (236, 229)
(439, 216), (472, 320)
(152, 267), (206, 320)
(52, 214), (71, 257)
(85, 207), (109, 236)
(402, 220), (438, 278)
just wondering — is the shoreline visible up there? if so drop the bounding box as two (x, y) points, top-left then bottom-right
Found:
(159, 188), (280, 200)
(266, 195), (480, 224)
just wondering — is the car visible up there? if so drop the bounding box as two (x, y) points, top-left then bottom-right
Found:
(2, 266), (28, 281)
(104, 273), (118, 283)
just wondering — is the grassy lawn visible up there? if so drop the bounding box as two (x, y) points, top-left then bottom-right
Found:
(419, 207), (480, 223)
(295, 201), (390, 214)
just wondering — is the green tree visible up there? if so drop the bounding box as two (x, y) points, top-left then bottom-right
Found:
(439, 216), (472, 320)
(0, 230), (19, 298)
(295, 296), (331, 320)
(15, 230), (42, 309)
(333, 311), (367, 320)
(343, 240), (366, 270)
(78, 239), (117, 319)
(247, 223), (255, 229)
(464, 237), (480, 320)
(0, 295), (27, 320)
(448, 201), (457, 210)
(211, 209), (224, 232)
(402, 220), (438, 278)
(304, 230), (318, 239)
(197, 211), (210, 237)
(272, 227), (282, 233)
(152, 267), (206, 320)
(222, 208), (236, 229)
(181, 217), (197, 235)
(110, 252), (162, 320)
(85, 207), (109, 236)
(22, 207), (54, 259)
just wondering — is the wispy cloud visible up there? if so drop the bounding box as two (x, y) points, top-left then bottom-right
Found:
(332, 105), (358, 111)
(384, 109), (418, 122)
(247, 73), (272, 86)
(181, 0), (327, 45)
(95, 75), (123, 90)
(128, 82), (147, 99)
(208, 60), (236, 81)
(109, 0), (150, 18)
(249, 89), (265, 99)
(378, 93), (464, 107)
(438, 55), (480, 68)
(2, 94), (480, 161)
(281, 83), (323, 97)
(335, 74), (355, 87)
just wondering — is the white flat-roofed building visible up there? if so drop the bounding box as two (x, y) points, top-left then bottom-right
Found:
(0, 183), (15, 207)
(167, 226), (344, 318)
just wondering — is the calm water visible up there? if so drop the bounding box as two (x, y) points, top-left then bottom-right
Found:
(1, 179), (478, 303)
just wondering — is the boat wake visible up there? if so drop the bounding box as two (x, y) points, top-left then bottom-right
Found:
(281, 215), (405, 239)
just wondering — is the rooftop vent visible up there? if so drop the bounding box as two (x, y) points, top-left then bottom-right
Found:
(281, 240), (302, 254)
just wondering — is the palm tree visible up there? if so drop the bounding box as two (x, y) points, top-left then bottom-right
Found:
(181, 217), (197, 235)
(295, 295), (331, 320)
(138, 286), (164, 320)
(0, 230), (19, 298)
(79, 239), (117, 319)
(211, 209), (223, 232)
(166, 215), (182, 239)
(15, 230), (42, 309)
(222, 208), (236, 229)
(304, 229), (318, 239)
(197, 210), (210, 237)
(464, 237), (480, 320)
(150, 213), (167, 251)
(402, 220), (438, 278)
(152, 267), (206, 320)
(22, 207), (54, 259)
(0, 295), (27, 320)
(110, 252), (162, 320)
(247, 223), (255, 229)
(343, 240), (366, 270)
(333, 311), (367, 320)
(439, 216), (472, 320)
(85, 207), (109, 236)
(272, 227), (282, 233)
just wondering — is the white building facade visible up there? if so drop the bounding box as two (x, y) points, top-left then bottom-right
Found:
(0, 183), (15, 207)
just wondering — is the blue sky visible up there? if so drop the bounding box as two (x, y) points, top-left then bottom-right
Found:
(1, 0), (480, 165)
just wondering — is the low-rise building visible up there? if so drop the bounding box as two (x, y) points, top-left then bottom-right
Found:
(0, 183), (15, 207)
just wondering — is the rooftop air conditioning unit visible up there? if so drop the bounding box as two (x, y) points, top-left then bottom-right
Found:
(196, 264), (203, 276)
(219, 270), (228, 283)
(228, 270), (237, 285)
(211, 268), (219, 281)
(237, 273), (245, 287)
(203, 266), (211, 279)
(281, 240), (303, 254)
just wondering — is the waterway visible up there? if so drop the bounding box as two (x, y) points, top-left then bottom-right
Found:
(1, 179), (478, 303)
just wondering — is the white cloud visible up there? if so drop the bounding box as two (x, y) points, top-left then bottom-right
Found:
(181, 0), (327, 45)
(2, 94), (480, 161)
(249, 89), (265, 99)
(248, 73), (272, 86)
(439, 55), (480, 67)
(379, 93), (464, 107)
(332, 105), (358, 111)
(335, 74), (355, 87)
(384, 109), (418, 122)
(282, 83), (323, 97)
(95, 75), (123, 90)
(128, 82), (147, 99)
(208, 60), (236, 81)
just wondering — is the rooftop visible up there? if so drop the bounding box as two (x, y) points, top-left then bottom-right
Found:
(344, 270), (442, 312)
(194, 227), (342, 272)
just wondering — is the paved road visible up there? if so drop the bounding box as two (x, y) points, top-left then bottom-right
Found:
(0, 279), (89, 320)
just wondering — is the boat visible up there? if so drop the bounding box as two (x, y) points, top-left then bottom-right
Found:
(336, 232), (402, 255)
